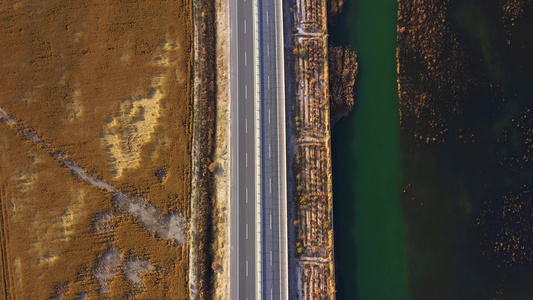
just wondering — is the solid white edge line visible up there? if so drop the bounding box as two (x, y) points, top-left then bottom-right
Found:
(229, 0), (240, 297)
(274, 0), (288, 296)
(253, 0), (262, 297)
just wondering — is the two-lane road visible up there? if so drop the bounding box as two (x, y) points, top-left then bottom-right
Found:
(259, 0), (288, 298)
(230, 0), (287, 297)
(230, 0), (258, 298)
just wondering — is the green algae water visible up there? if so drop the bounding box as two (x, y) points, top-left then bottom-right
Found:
(330, 0), (407, 299)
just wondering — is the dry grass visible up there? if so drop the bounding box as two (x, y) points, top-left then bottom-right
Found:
(0, 0), (193, 298)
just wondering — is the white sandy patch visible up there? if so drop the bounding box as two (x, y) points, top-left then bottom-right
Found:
(124, 257), (154, 284)
(113, 192), (188, 245)
(94, 246), (122, 294)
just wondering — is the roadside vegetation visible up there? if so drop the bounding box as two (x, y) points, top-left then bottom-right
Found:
(192, 0), (218, 297)
(287, 0), (336, 297)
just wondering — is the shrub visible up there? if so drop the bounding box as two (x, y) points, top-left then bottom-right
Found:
(211, 261), (221, 272)
(298, 47), (306, 58)
(324, 220), (331, 229)
(296, 185), (303, 192)
(208, 161), (219, 173)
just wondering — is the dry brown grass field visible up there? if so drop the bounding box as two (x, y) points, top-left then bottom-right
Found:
(0, 1), (193, 298)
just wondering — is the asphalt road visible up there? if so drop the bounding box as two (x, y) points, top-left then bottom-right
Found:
(259, 0), (288, 298)
(230, 0), (287, 297)
(230, 0), (258, 298)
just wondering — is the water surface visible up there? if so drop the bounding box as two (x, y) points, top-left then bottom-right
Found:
(330, 0), (407, 299)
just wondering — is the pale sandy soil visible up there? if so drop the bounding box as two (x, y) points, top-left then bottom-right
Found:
(188, 0), (202, 296)
(212, 0), (232, 297)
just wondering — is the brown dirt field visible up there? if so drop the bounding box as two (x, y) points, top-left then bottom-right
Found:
(0, 0), (192, 298)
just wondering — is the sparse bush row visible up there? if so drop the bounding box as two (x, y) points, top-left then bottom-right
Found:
(193, 0), (217, 297)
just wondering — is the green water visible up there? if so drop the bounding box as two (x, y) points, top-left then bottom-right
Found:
(331, 0), (407, 299)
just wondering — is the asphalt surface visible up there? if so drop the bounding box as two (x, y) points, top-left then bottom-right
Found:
(259, 0), (288, 298)
(230, 0), (287, 297)
(230, 0), (258, 298)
